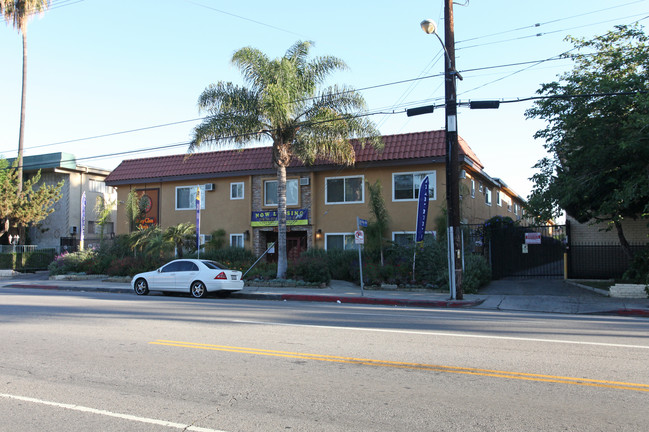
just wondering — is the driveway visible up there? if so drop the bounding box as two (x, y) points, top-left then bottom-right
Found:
(479, 278), (603, 297)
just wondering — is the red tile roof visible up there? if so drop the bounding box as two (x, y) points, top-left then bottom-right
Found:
(105, 130), (483, 184)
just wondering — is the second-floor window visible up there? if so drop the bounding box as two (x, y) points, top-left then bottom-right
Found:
(230, 182), (244, 200)
(264, 179), (298, 206)
(325, 176), (364, 204)
(176, 185), (205, 210)
(393, 171), (436, 201)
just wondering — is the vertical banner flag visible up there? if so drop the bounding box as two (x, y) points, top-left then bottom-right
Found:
(80, 191), (87, 251)
(415, 176), (430, 243)
(196, 185), (201, 255)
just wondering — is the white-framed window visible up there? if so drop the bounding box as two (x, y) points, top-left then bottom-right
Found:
(176, 185), (206, 210)
(485, 188), (492, 206)
(392, 171), (436, 201)
(325, 175), (364, 204)
(496, 191), (502, 206)
(264, 179), (298, 206)
(230, 182), (244, 200)
(230, 233), (244, 248)
(391, 231), (436, 247)
(514, 203), (519, 215)
(471, 179), (475, 198)
(324, 233), (358, 250)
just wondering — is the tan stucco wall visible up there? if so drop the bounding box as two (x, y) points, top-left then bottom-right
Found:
(113, 162), (527, 250)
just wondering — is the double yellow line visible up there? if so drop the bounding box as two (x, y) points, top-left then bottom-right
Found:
(150, 339), (649, 392)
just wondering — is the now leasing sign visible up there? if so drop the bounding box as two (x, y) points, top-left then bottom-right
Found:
(251, 209), (309, 227)
(525, 232), (542, 245)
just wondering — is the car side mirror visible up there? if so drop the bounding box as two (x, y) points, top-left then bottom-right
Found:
(157, 268), (161, 273)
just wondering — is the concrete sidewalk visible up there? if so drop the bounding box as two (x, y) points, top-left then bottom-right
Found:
(1, 274), (648, 317)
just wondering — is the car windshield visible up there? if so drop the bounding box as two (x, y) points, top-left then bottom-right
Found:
(202, 260), (226, 270)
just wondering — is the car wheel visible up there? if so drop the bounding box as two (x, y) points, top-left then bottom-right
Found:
(134, 278), (149, 296)
(190, 281), (207, 298)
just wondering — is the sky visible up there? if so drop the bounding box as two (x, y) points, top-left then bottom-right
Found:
(1, 0), (647, 200)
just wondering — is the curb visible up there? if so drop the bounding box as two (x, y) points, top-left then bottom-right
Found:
(233, 292), (483, 308)
(3, 283), (133, 294)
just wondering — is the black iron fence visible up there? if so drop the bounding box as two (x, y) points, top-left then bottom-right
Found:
(568, 244), (647, 280)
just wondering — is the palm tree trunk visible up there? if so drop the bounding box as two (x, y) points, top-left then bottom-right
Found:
(18, 31), (27, 194)
(276, 164), (288, 279)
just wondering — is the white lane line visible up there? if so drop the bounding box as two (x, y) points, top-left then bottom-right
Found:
(231, 319), (649, 350)
(0, 393), (228, 432)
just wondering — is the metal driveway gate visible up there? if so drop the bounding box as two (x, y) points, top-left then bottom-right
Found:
(485, 224), (568, 279)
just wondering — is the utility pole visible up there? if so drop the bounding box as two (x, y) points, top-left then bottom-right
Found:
(444, 0), (463, 300)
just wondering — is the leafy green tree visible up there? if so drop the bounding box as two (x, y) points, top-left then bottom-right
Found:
(525, 24), (649, 259)
(0, 160), (63, 242)
(1, 0), (51, 193)
(163, 222), (196, 258)
(365, 180), (390, 265)
(94, 195), (115, 243)
(190, 40), (382, 278)
(124, 189), (147, 231)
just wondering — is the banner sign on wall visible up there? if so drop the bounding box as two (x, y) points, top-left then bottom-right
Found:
(251, 209), (309, 227)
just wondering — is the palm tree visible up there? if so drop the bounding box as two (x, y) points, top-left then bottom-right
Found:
(1, 0), (51, 193)
(191, 41), (382, 278)
(163, 222), (196, 258)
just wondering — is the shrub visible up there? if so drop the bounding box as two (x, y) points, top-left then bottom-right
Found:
(199, 247), (256, 273)
(622, 248), (649, 284)
(48, 250), (99, 275)
(288, 255), (330, 284)
(105, 256), (159, 277)
(462, 254), (492, 294)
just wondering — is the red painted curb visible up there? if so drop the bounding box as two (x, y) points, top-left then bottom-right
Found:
(279, 294), (481, 308)
(615, 309), (649, 317)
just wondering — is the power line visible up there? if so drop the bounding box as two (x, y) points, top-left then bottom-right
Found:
(457, 0), (646, 44)
(183, 0), (305, 38)
(458, 12), (649, 51)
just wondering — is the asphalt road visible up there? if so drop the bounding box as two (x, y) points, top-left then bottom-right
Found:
(1, 288), (648, 431)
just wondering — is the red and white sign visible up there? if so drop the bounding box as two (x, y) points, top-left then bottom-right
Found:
(354, 230), (364, 244)
(525, 232), (542, 245)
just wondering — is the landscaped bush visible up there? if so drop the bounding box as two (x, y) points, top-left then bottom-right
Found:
(287, 255), (330, 284)
(48, 250), (99, 275)
(622, 247), (649, 284)
(462, 254), (492, 294)
(199, 247), (256, 273)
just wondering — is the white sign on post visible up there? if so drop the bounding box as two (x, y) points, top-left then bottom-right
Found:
(525, 232), (542, 245)
(355, 230), (364, 244)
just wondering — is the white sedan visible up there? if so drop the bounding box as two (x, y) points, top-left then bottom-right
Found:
(132, 259), (244, 298)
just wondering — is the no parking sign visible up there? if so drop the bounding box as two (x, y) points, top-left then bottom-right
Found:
(355, 230), (364, 244)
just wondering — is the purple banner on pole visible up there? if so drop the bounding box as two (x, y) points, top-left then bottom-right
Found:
(196, 186), (201, 251)
(415, 176), (429, 243)
(80, 191), (86, 250)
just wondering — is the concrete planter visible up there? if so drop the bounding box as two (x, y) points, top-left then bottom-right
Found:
(609, 283), (648, 298)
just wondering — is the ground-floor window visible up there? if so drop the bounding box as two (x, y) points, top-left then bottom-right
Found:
(392, 231), (436, 246)
(325, 233), (358, 250)
(230, 233), (244, 248)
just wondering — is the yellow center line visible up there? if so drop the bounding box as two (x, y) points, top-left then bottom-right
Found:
(149, 339), (649, 392)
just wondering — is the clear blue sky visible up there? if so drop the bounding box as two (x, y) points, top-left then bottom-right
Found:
(1, 0), (647, 199)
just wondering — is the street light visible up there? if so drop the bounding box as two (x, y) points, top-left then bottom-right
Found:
(420, 14), (463, 300)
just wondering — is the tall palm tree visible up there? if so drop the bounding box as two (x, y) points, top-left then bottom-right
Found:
(1, 0), (51, 193)
(191, 41), (382, 278)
